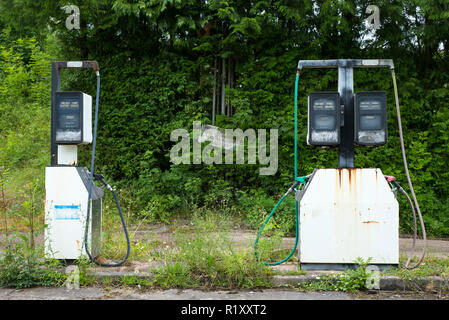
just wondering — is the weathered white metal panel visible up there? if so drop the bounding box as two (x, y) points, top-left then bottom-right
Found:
(44, 167), (99, 260)
(57, 145), (78, 165)
(299, 168), (399, 265)
(81, 93), (92, 144)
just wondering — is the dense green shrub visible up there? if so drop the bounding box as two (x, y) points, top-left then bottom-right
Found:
(0, 37), (51, 171)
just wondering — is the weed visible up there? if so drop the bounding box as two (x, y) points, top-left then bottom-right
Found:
(0, 236), (67, 288)
(0, 167), (10, 240)
(101, 276), (115, 286)
(0, 176), (67, 289)
(121, 274), (151, 287)
(147, 214), (272, 289)
(383, 254), (449, 292)
(75, 256), (97, 287)
(151, 262), (198, 289)
(297, 258), (374, 293)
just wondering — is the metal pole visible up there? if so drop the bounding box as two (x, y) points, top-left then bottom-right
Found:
(50, 62), (61, 166)
(337, 61), (355, 168)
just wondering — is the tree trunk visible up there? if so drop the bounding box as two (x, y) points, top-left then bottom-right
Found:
(221, 58), (226, 115)
(212, 57), (217, 125)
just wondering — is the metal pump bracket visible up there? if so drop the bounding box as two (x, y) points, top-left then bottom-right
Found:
(296, 59), (394, 168)
(51, 61), (100, 166)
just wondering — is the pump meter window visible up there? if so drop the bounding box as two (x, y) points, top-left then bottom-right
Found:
(307, 92), (340, 146)
(355, 91), (387, 146)
(55, 92), (92, 144)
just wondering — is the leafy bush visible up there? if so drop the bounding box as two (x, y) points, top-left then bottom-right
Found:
(0, 37), (51, 172)
(0, 237), (67, 288)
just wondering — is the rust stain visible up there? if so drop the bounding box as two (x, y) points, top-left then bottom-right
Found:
(335, 169), (359, 188)
(336, 168), (342, 189)
(362, 221), (379, 224)
(340, 168), (356, 195)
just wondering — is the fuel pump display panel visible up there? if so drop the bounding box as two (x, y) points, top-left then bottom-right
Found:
(355, 91), (387, 146)
(307, 92), (341, 146)
(57, 96), (81, 140)
(54, 92), (92, 144)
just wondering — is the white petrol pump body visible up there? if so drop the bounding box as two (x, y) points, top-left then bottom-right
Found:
(296, 168), (399, 270)
(45, 166), (102, 259)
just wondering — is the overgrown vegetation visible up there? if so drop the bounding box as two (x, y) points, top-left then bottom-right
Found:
(385, 255), (449, 283)
(146, 212), (272, 289)
(0, 169), (67, 288)
(295, 258), (374, 293)
(0, 1), (447, 237)
(0, 0), (448, 290)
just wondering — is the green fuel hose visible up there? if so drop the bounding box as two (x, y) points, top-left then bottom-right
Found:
(254, 72), (306, 265)
(253, 180), (304, 265)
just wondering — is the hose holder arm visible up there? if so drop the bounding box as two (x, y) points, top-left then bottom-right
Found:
(296, 59), (394, 71)
(284, 177), (308, 197)
(53, 61), (100, 72)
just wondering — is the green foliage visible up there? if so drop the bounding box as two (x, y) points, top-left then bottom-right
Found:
(0, 240), (67, 288)
(387, 255), (449, 282)
(0, 37), (51, 171)
(75, 256), (97, 287)
(120, 274), (151, 287)
(298, 258), (373, 293)
(237, 188), (295, 233)
(148, 213), (272, 289)
(0, 1), (448, 238)
(0, 170), (66, 289)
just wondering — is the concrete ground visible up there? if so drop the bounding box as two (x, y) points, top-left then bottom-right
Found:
(1, 287), (447, 300)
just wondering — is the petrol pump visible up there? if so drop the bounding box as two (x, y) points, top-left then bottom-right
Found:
(255, 59), (426, 270)
(44, 61), (129, 267)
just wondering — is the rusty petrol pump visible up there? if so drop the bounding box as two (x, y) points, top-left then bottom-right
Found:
(255, 59), (426, 271)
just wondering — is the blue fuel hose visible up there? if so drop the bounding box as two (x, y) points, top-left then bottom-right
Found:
(84, 73), (130, 267)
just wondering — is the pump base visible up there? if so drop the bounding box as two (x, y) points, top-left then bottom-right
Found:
(44, 166), (103, 260)
(297, 168), (399, 268)
(300, 263), (397, 271)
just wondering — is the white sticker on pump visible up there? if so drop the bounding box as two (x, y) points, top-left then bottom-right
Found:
(362, 60), (379, 66)
(67, 61), (83, 68)
(54, 205), (81, 220)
